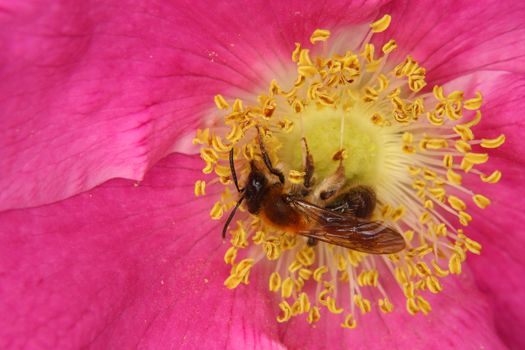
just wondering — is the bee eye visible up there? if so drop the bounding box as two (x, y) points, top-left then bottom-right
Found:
(251, 178), (262, 190)
(247, 171), (267, 194)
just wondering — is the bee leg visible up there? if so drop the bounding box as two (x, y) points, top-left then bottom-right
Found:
(256, 126), (285, 184)
(307, 237), (318, 247)
(313, 163), (346, 202)
(302, 137), (314, 189)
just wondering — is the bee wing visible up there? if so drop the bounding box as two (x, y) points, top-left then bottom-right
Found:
(288, 198), (406, 254)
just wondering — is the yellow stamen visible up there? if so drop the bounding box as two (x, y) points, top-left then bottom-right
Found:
(382, 39), (397, 54)
(277, 301), (293, 323)
(371, 14), (392, 33)
(307, 306), (321, 324)
(463, 92), (483, 110)
(481, 170), (502, 183)
(464, 152), (489, 165)
(193, 128), (210, 145)
(281, 277), (294, 298)
(448, 195), (466, 211)
(224, 246), (237, 265)
(310, 29), (331, 43)
(341, 314), (357, 329)
(327, 297), (344, 314)
(481, 134), (506, 148)
(454, 125), (474, 141)
(447, 169), (462, 185)
(313, 266), (328, 282)
(417, 296), (432, 315)
(214, 94), (229, 110)
(473, 194), (491, 209)
(224, 259), (254, 289)
(292, 43), (301, 63)
(210, 202), (223, 220)
(194, 180), (206, 196)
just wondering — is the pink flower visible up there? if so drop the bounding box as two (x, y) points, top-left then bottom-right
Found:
(1, 0), (524, 349)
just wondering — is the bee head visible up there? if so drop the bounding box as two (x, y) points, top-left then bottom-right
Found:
(244, 162), (269, 214)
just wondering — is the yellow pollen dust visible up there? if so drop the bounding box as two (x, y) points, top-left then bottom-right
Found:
(193, 14), (504, 329)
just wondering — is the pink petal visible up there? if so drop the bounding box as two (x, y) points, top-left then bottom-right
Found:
(465, 159), (525, 349)
(0, 153), (284, 349)
(469, 83), (525, 349)
(0, 0), (387, 211)
(0, 153), (509, 348)
(437, 71), (525, 348)
(2, 1), (521, 346)
(378, 0), (525, 84)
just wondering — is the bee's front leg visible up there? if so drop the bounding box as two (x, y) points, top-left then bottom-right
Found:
(302, 137), (315, 190)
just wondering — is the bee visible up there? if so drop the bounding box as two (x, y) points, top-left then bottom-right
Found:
(222, 129), (406, 254)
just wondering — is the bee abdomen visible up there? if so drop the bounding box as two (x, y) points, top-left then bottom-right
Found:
(325, 185), (376, 218)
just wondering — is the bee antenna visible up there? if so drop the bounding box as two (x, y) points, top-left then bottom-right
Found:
(222, 195), (245, 239)
(229, 148), (243, 193)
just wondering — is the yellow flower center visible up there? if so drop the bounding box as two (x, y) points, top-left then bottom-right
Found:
(278, 105), (384, 186)
(193, 14), (504, 328)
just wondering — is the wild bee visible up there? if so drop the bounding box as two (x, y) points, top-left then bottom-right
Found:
(222, 129), (405, 254)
